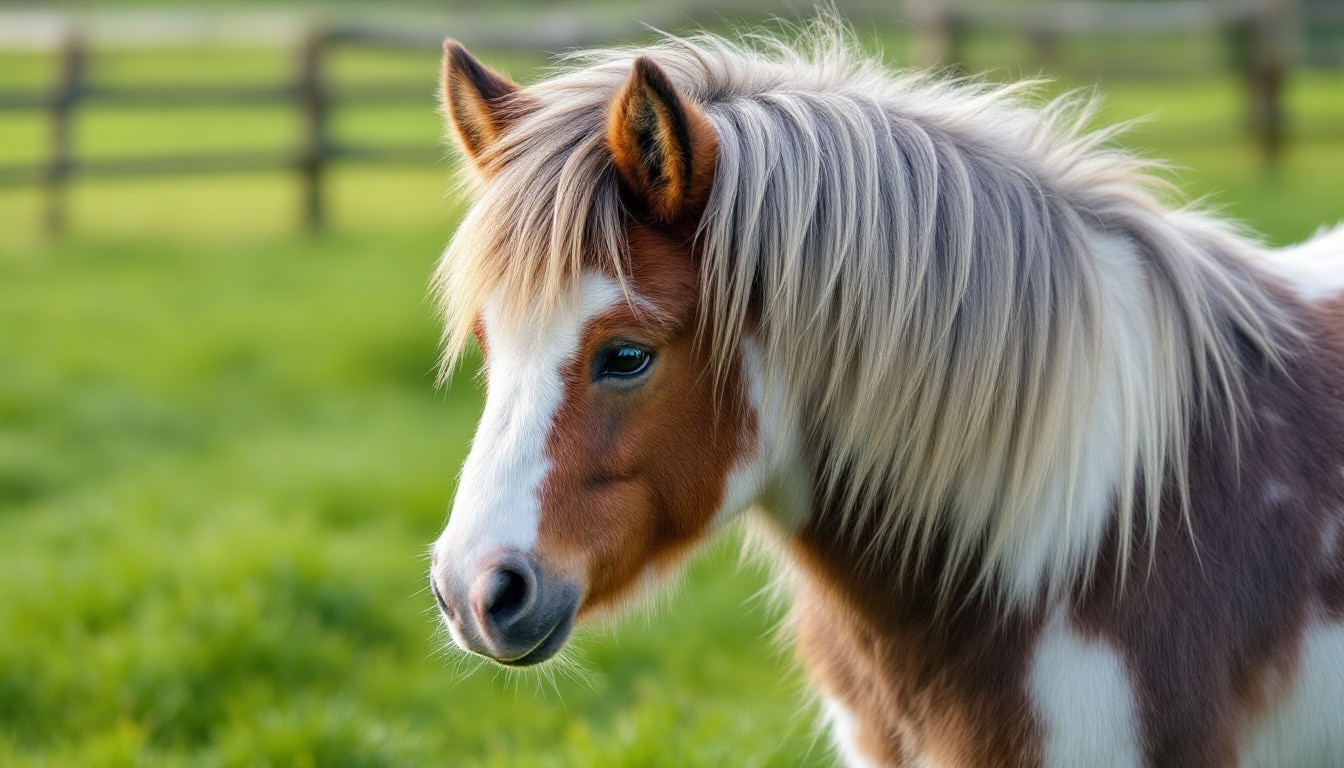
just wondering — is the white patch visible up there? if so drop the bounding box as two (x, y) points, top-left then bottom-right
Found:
(431, 270), (623, 595)
(824, 696), (888, 768)
(1240, 617), (1344, 767)
(1263, 480), (1292, 507)
(713, 340), (808, 532)
(1261, 223), (1344, 302)
(1029, 609), (1143, 768)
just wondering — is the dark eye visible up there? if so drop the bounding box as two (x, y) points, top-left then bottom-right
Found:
(595, 345), (652, 381)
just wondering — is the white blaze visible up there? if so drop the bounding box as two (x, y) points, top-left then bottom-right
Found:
(432, 271), (623, 595)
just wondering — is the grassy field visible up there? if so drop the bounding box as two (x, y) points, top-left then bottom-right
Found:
(1, 28), (1342, 768)
(0, 227), (815, 767)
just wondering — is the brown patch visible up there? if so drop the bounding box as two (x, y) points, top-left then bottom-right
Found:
(440, 41), (536, 168)
(1312, 298), (1344, 624)
(789, 502), (1046, 767)
(1069, 288), (1344, 767)
(470, 314), (488, 361)
(532, 224), (755, 614)
(1305, 296), (1344, 626)
(1324, 517), (1344, 621)
(607, 57), (718, 224)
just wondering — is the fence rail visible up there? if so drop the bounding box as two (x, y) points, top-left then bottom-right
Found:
(909, 0), (1302, 166)
(0, 3), (1334, 235)
(0, 26), (453, 234)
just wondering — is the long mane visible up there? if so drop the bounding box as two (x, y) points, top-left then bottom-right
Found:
(433, 20), (1297, 603)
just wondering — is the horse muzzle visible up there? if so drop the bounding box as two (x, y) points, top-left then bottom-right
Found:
(431, 550), (580, 666)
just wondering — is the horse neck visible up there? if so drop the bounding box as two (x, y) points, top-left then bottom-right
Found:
(758, 216), (1288, 613)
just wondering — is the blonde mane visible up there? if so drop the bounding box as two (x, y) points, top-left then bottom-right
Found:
(433, 21), (1296, 603)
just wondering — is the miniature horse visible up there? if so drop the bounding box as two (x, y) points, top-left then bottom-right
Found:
(426, 25), (1344, 767)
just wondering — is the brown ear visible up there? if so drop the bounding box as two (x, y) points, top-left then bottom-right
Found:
(440, 40), (529, 164)
(607, 57), (717, 222)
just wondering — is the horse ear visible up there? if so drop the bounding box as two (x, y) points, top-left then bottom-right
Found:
(440, 40), (530, 165)
(607, 57), (717, 222)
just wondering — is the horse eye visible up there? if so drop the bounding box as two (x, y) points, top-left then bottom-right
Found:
(596, 345), (652, 380)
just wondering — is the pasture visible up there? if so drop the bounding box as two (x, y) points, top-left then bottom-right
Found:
(1, 37), (1342, 767)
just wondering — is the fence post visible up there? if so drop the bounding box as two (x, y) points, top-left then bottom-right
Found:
(908, 0), (966, 71)
(939, 10), (967, 73)
(45, 32), (84, 236)
(298, 27), (328, 231)
(1232, 0), (1294, 171)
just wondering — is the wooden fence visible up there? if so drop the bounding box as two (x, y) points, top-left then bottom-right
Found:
(907, 0), (1301, 167)
(0, 26), (462, 235)
(0, 3), (1332, 235)
(0, 4), (728, 236)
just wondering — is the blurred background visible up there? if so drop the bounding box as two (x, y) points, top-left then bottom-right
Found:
(0, 0), (1340, 765)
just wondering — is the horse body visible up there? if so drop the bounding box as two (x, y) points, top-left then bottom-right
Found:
(791, 290), (1344, 767)
(425, 24), (1344, 767)
(785, 221), (1344, 768)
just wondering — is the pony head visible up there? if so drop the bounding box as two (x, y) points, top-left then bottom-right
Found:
(428, 42), (764, 666)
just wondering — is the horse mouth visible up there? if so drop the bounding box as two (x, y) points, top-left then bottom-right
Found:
(496, 608), (575, 667)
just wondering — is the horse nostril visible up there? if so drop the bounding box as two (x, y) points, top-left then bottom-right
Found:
(484, 566), (532, 625)
(430, 578), (455, 620)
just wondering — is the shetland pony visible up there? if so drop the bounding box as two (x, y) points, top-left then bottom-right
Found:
(426, 24), (1344, 768)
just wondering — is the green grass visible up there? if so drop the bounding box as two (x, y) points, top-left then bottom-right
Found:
(0, 230), (818, 767)
(0, 34), (1342, 768)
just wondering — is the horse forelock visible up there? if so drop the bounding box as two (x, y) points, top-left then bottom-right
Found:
(433, 19), (1300, 606)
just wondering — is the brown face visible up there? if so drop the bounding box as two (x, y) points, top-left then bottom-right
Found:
(429, 226), (756, 665)
(535, 226), (756, 616)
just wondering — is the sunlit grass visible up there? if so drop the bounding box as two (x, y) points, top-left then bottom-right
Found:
(0, 228), (816, 766)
